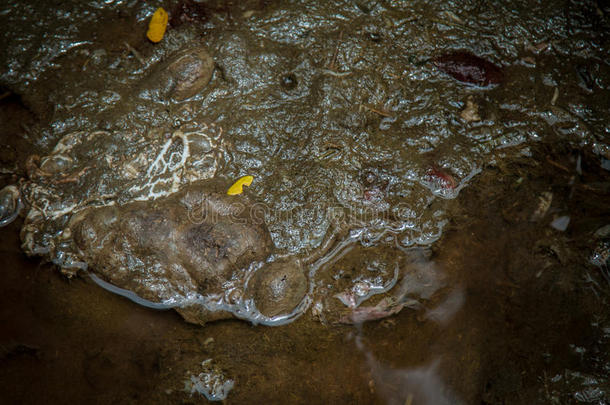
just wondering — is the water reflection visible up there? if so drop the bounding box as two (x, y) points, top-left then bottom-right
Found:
(355, 337), (463, 405)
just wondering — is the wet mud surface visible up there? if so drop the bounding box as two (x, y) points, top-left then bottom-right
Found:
(1, 144), (609, 404)
(1, 0), (610, 403)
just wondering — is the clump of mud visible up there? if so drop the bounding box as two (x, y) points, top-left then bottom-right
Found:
(0, 0), (608, 330)
(70, 179), (272, 323)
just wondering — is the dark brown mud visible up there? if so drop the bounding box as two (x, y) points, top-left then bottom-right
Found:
(1, 139), (608, 404)
(1, 0), (609, 403)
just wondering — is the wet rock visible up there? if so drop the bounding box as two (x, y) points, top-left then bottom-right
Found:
(434, 51), (503, 87)
(141, 46), (214, 101)
(246, 259), (307, 318)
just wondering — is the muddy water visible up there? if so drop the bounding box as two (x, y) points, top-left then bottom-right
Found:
(1, 0), (609, 403)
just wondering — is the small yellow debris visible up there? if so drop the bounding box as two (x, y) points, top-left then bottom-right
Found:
(227, 175), (254, 195)
(146, 7), (168, 43)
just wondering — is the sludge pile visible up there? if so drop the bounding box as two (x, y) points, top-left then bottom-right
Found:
(0, 0), (607, 326)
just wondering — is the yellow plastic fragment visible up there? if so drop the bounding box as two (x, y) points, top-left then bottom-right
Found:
(146, 7), (168, 43)
(227, 175), (254, 195)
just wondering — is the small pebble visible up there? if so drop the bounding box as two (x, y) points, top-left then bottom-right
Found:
(550, 215), (570, 232)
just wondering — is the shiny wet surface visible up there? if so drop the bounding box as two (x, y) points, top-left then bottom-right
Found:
(2, 144), (609, 403)
(1, 0), (609, 403)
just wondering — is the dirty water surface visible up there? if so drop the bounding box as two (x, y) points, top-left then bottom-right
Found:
(0, 0), (609, 404)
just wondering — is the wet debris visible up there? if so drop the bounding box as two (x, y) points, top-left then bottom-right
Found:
(335, 266), (399, 309)
(310, 300), (325, 322)
(442, 10), (465, 25)
(341, 296), (418, 324)
(433, 51), (503, 87)
(327, 30), (344, 73)
(576, 64), (596, 92)
(550, 215), (570, 232)
(460, 95), (481, 122)
(317, 142), (342, 161)
(526, 41), (550, 54)
(0, 185), (22, 227)
(361, 169), (389, 194)
(591, 225), (610, 284)
(530, 191), (553, 222)
(520, 55), (536, 67)
(227, 175), (254, 195)
(170, 0), (210, 28)
(184, 359), (234, 401)
(329, 248), (443, 324)
(202, 337), (214, 349)
(550, 87), (559, 106)
(425, 166), (457, 191)
(359, 104), (392, 117)
(146, 7), (168, 43)
(590, 242), (609, 284)
(123, 42), (145, 66)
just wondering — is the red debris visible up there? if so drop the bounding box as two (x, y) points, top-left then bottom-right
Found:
(426, 167), (457, 190)
(433, 51), (503, 87)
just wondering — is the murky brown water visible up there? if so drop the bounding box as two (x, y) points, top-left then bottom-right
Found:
(1, 0), (609, 403)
